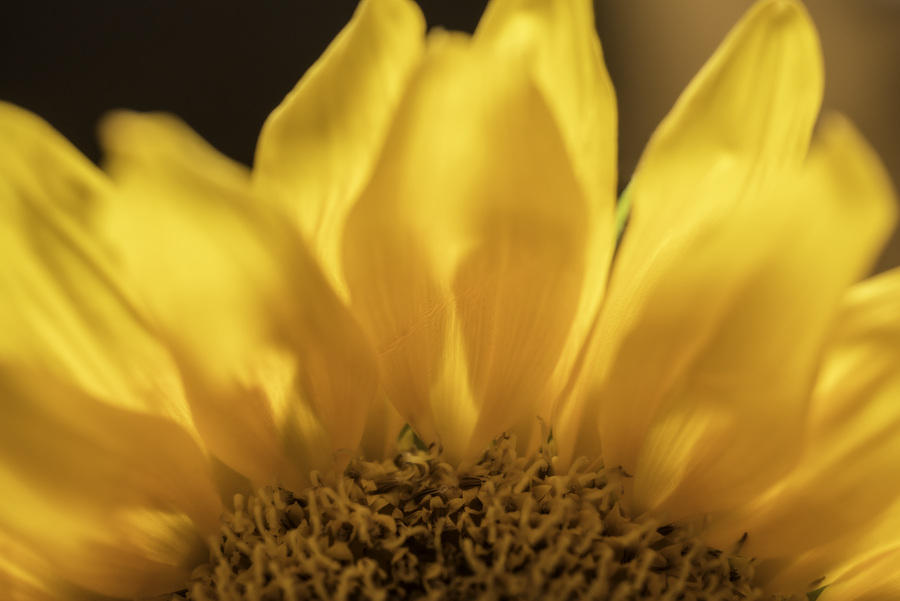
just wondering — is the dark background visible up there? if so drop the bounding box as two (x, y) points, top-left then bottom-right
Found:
(2, 0), (898, 268)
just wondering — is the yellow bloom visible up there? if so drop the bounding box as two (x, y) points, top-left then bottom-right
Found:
(1, 0), (898, 599)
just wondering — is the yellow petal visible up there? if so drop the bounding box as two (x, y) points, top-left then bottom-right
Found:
(633, 115), (895, 519)
(800, 504), (900, 601)
(343, 32), (592, 462)
(0, 533), (57, 601)
(709, 268), (900, 588)
(0, 102), (221, 597)
(558, 0), (893, 522)
(100, 112), (378, 487)
(253, 0), (425, 299)
(825, 546), (900, 601)
(0, 366), (220, 598)
(0, 102), (194, 433)
(0, 102), (106, 225)
(474, 0), (618, 435)
(760, 507), (900, 596)
(477, 0), (616, 208)
(558, 0), (826, 475)
(0, 536), (111, 601)
(811, 267), (900, 435)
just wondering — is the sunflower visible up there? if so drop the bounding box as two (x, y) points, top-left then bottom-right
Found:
(1, 0), (898, 599)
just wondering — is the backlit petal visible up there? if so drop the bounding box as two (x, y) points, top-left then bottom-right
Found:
(254, 0), (425, 298)
(343, 33), (590, 462)
(100, 112), (378, 487)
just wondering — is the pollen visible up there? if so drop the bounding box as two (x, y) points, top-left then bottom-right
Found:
(174, 437), (800, 601)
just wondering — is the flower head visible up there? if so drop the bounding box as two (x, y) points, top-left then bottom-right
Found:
(1, 0), (899, 599)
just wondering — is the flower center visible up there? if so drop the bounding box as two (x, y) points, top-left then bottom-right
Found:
(175, 438), (797, 601)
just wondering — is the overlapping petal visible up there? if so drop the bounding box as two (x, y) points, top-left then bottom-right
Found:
(0, 104), (222, 598)
(827, 547), (900, 601)
(341, 8), (615, 461)
(556, 0), (896, 524)
(0, 371), (220, 598)
(707, 268), (900, 590)
(253, 1), (429, 461)
(254, 0), (425, 299)
(0, 532), (59, 601)
(1, 0), (898, 598)
(335, 0), (617, 462)
(0, 102), (194, 433)
(822, 504), (900, 601)
(99, 112), (379, 488)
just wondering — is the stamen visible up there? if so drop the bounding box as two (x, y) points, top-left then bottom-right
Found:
(173, 437), (802, 601)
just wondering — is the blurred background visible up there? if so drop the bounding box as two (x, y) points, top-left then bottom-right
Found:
(2, 0), (898, 268)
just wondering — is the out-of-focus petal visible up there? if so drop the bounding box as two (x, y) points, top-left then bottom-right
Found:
(0, 367), (221, 599)
(707, 269), (900, 593)
(0, 102), (194, 433)
(343, 32), (591, 462)
(558, 0), (825, 477)
(629, 115), (894, 520)
(818, 502), (900, 600)
(706, 269), (900, 555)
(760, 507), (900, 595)
(557, 0), (892, 523)
(100, 112), (378, 487)
(0, 102), (105, 224)
(0, 533), (56, 601)
(0, 101), (223, 598)
(254, 0), (425, 298)
(825, 546), (900, 601)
